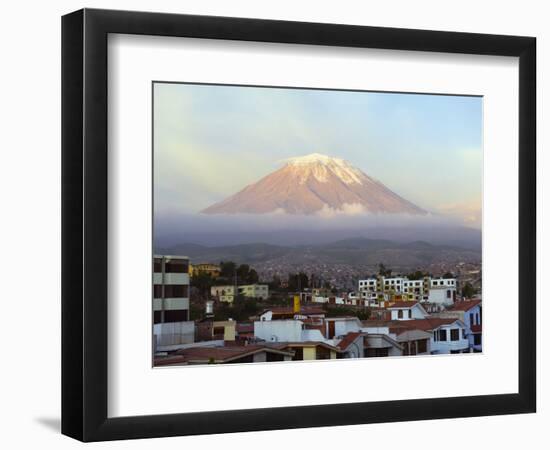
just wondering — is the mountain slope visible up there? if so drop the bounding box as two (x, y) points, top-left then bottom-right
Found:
(201, 153), (426, 215)
(158, 237), (480, 269)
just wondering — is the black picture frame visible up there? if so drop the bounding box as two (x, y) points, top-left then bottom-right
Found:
(62, 8), (536, 442)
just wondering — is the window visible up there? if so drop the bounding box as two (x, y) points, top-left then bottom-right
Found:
(153, 285), (162, 298)
(153, 311), (162, 324)
(398, 310), (403, 319)
(163, 309), (188, 322)
(438, 329), (447, 341)
(164, 284), (189, 298)
(450, 329), (459, 341)
(462, 329), (466, 339)
(433, 331), (438, 341)
(470, 313), (474, 326)
(476, 313), (480, 325)
(446, 290), (451, 298)
(474, 334), (482, 346)
(165, 259), (189, 273)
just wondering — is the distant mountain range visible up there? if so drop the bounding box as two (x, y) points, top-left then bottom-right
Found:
(157, 237), (481, 269)
(201, 153), (426, 215)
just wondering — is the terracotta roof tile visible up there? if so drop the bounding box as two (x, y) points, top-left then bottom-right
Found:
(337, 332), (363, 350)
(387, 301), (419, 309)
(447, 300), (482, 312)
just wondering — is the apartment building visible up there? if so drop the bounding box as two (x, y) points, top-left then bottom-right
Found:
(153, 255), (190, 324)
(358, 275), (457, 305)
(211, 284), (269, 302)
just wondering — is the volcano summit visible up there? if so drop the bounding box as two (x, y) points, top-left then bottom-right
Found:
(201, 153), (426, 216)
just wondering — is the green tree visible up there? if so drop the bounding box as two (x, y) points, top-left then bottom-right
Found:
(247, 269), (259, 284)
(442, 272), (455, 279)
(461, 282), (475, 299)
(288, 272), (309, 291)
(220, 261), (237, 278)
(191, 272), (214, 296)
(236, 264), (250, 282)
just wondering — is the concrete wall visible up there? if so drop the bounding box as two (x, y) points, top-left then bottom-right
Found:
(303, 347), (317, 360)
(254, 320), (303, 342)
(154, 321), (195, 346)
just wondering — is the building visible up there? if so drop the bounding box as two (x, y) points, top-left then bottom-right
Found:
(427, 277), (457, 305)
(211, 284), (269, 302)
(210, 285), (236, 303)
(358, 275), (458, 305)
(364, 333), (403, 357)
(336, 332), (365, 358)
(238, 284), (269, 300)
(324, 317), (362, 339)
(415, 318), (469, 354)
(154, 344), (295, 365)
(195, 319), (236, 342)
(254, 319), (304, 342)
(153, 321), (195, 350)
(444, 299), (482, 352)
(153, 255), (190, 324)
(362, 317), (468, 355)
(281, 342), (339, 360)
(386, 301), (429, 320)
(190, 263), (221, 278)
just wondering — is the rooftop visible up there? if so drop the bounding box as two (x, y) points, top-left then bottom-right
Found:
(447, 299), (482, 312)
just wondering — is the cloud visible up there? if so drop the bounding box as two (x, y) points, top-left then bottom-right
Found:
(316, 203), (367, 218)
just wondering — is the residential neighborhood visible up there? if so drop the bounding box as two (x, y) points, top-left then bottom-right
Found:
(153, 254), (482, 366)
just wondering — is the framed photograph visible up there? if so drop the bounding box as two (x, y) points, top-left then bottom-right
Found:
(62, 8), (536, 441)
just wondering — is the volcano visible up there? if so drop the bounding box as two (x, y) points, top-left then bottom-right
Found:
(201, 153), (426, 215)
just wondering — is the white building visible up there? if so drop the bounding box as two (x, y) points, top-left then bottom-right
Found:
(387, 301), (429, 320)
(254, 319), (335, 346)
(358, 275), (458, 305)
(428, 319), (469, 354)
(254, 320), (304, 343)
(427, 277), (457, 305)
(444, 300), (482, 352)
(153, 255), (190, 323)
(324, 317), (362, 339)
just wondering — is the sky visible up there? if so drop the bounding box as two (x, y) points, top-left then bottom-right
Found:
(154, 82), (482, 229)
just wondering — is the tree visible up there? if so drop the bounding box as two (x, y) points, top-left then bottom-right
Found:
(190, 272), (214, 297)
(247, 269), (259, 284)
(269, 275), (282, 290)
(442, 272), (454, 279)
(236, 264), (250, 281)
(219, 261), (237, 278)
(407, 270), (428, 280)
(378, 263), (392, 277)
(461, 282), (475, 299)
(288, 272), (309, 291)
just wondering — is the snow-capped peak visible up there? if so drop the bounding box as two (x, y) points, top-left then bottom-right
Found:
(286, 153), (346, 167)
(285, 153), (364, 185)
